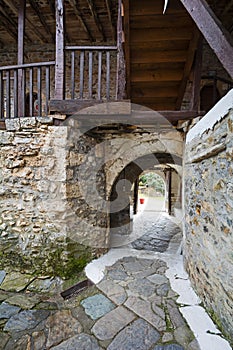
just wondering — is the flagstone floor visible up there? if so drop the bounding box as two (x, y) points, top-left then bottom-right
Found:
(0, 204), (232, 350)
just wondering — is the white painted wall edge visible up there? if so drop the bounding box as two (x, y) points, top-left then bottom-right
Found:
(186, 88), (233, 143)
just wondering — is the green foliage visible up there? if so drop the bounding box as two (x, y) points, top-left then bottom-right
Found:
(139, 172), (165, 195)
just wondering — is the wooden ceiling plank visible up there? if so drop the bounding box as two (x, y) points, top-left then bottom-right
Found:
(86, 0), (105, 41)
(28, 0), (54, 42)
(105, 0), (115, 40)
(131, 86), (179, 98)
(3, 0), (48, 43)
(175, 29), (200, 109)
(130, 14), (193, 29)
(130, 27), (192, 42)
(130, 40), (190, 50)
(130, 50), (187, 64)
(67, 0), (94, 41)
(179, 0), (233, 78)
(131, 69), (183, 82)
(130, 0), (185, 16)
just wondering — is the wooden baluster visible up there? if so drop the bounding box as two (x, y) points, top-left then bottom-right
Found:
(79, 51), (84, 99)
(13, 70), (18, 118)
(71, 51), (75, 99)
(45, 66), (50, 115)
(106, 51), (110, 100)
(21, 68), (26, 116)
(88, 51), (93, 99)
(6, 71), (11, 119)
(98, 51), (102, 100)
(37, 67), (42, 116)
(29, 68), (33, 117)
(0, 71), (3, 119)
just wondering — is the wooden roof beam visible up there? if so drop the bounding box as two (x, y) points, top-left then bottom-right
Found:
(3, 0), (49, 43)
(179, 0), (233, 79)
(105, 0), (115, 40)
(86, 0), (105, 41)
(67, 0), (94, 41)
(175, 28), (200, 109)
(28, 0), (54, 42)
(0, 9), (18, 41)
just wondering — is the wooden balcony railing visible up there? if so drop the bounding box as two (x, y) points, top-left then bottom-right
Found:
(65, 46), (118, 101)
(0, 61), (55, 120)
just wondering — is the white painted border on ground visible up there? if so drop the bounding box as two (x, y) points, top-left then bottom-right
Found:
(85, 248), (232, 350)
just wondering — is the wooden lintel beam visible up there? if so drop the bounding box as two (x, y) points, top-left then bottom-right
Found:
(28, 0), (54, 42)
(105, 0), (115, 40)
(67, 0), (94, 41)
(175, 28), (200, 109)
(3, 0), (48, 43)
(49, 99), (202, 122)
(179, 0), (233, 79)
(86, 0), (105, 41)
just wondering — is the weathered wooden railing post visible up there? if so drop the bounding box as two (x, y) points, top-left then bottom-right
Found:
(55, 0), (65, 100)
(18, 0), (25, 117)
(116, 0), (126, 100)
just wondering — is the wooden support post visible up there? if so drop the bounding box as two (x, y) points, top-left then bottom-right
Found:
(133, 178), (139, 215)
(179, 0), (233, 79)
(191, 36), (203, 111)
(55, 0), (65, 100)
(18, 0), (25, 117)
(168, 169), (172, 215)
(116, 0), (126, 100)
(123, 0), (130, 99)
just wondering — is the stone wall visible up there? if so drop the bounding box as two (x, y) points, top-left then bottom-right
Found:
(0, 118), (106, 278)
(184, 90), (233, 339)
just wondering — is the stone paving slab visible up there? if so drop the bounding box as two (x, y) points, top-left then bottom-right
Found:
(125, 296), (166, 331)
(127, 277), (156, 297)
(46, 310), (82, 348)
(107, 318), (160, 350)
(97, 279), (127, 305)
(92, 305), (135, 340)
(4, 309), (50, 332)
(153, 345), (184, 350)
(0, 302), (21, 319)
(81, 294), (115, 320)
(50, 333), (101, 350)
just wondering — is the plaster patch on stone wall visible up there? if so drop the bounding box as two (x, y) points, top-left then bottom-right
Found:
(186, 89), (233, 143)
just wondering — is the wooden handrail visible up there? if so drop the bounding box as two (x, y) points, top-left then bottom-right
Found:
(65, 46), (117, 50)
(0, 61), (55, 71)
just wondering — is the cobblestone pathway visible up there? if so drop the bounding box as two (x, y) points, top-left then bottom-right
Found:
(0, 214), (231, 350)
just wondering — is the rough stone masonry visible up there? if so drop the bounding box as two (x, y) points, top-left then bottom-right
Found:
(184, 109), (233, 340)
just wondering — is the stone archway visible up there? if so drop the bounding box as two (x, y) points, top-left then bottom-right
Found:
(108, 152), (182, 237)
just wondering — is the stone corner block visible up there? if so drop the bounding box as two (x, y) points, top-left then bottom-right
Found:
(5, 118), (21, 131)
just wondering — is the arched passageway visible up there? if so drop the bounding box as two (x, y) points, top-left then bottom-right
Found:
(109, 153), (182, 245)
